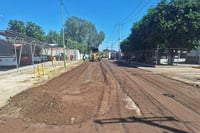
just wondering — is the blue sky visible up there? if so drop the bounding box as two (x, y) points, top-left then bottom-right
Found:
(0, 0), (161, 51)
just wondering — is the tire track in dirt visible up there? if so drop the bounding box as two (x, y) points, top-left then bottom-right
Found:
(47, 62), (89, 93)
(114, 62), (200, 133)
(1, 59), (199, 133)
(128, 78), (194, 133)
(136, 78), (188, 131)
(98, 60), (131, 133)
(75, 61), (115, 133)
(128, 71), (200, 133)
(103, 61), (165, 132)
(103, 60), (144, 116)
(0, 62), (106, 126)
(92, 62), (107, 133)
(90, 60), (131, 133)
(103, 60), (198, 133)
(49, 62), (102, 96)
(136, 72), (200, 115)
(123, 67), (200, 132)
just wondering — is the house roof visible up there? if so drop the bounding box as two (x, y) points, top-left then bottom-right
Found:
(48, 44), (58, 47)
(0, 30), (48, 47)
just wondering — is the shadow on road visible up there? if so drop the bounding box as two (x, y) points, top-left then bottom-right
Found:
(94, 116), (189, 133)
(0, 66), (16, 71)
(111, 60), (155, 68)
(112, 61), (137, 68)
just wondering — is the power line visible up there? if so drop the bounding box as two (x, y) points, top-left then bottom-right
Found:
(117, 0), (157, 44)
(108, 24), (118, 41)
(110, 0), (155, 52)
(108, 23), (125, 51)
(100, 1), (154, 51)
(109, 0), (151, 46)
(63, 0), (70, 17)
(104, 0), (157, 51)
(121, 0), (154, 25)
(59, 0), (70, 19)
(120, 0), (146, 24)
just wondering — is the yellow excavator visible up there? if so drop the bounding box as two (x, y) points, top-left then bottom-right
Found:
(90, 47), (101, 62)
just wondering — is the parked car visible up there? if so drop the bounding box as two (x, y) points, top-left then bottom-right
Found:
(20, 54), (32, 65)
(0, 56), (17, 66)
(33, 56), (42, 63)
(41, 55), (48, 62)
(33, 55), (49, 63)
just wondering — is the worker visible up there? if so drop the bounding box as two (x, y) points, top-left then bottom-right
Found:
(82, 54), (86, 62)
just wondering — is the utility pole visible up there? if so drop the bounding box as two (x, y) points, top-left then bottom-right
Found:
(60, 0), (67, 68)
(111, 42), (113, 51)
(118, 24), (121, 52)
(156, 44), (159, 65)
(118, 24), (122, 60)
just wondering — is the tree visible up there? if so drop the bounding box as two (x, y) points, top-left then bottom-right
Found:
(7, 20), (25, 34)
(7, 20), (46, 42)
(120, 38), (132, 55)
(160, 0), (200, 64)
(121, 0), (200, 65)
(25, 21), (46, 41)
(96, 31), (105, 47)
(64, 16), (105, 53)
(46, 30), (61, 45)
(87, 31), (104, 48)
(103, 49), (110, 53)
(67, 39), (87, 53)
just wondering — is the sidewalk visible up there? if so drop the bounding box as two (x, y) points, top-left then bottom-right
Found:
(138, 63), (200, 87)
(118, 60), (200, 87)
(0, 61), (64, 75)
(139, 65), (200, 87)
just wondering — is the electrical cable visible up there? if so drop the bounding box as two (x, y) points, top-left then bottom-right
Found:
(120, 0), (146, 24)
(121, 0), (155, 25)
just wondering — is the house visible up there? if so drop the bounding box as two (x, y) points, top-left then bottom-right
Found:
(0, 39), (34, 66)
(186, 47), (200, 64)
(0, 39), (14, 56)
(41, 45), (82, 61)
(0, 39), (17, 66)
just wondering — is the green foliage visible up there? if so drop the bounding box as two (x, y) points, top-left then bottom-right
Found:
(67, 39), (87, 53)
(25, 22), (46, 41)
(64, 16), (105, 52)
(121, 0), (200, 61)
(7, 20), (26, 34)
(161, 0), (200, 49)
(103, 49), (110, 53)
(7, 16), (105, 54)
(46, 30), (61, 45)
(120, 38), (133, 55)
(7, 20), (46, 42)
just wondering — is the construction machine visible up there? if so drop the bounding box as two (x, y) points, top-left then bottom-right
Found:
(89, 47), (101, 62)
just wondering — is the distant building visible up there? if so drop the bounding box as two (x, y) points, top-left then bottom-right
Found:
(0, 39), (14, 56)
(0, 39), (17, 66)
(108, 50), (118, 60)
(186, 47), (200, 64)
(41, 46), (82, 61)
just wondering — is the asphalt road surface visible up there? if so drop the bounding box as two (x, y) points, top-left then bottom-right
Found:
(0, 59), (200, 133)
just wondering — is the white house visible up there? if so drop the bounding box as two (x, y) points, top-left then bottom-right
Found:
(186, 47), (200, 64)
(0, 39), (17, 66)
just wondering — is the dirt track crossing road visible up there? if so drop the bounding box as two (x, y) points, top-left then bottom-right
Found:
(0, 59), (200, 133)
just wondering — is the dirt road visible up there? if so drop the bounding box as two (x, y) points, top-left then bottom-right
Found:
(0, 59), (200, 133)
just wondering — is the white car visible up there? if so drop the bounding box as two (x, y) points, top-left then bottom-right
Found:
(0, 56), (17, 66)
(33, 56), (42, 63)
(33, 55), (48, 63)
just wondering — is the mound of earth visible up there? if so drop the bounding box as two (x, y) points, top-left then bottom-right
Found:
(0, 62), (105, 127)
(0, 85), (97, 125)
